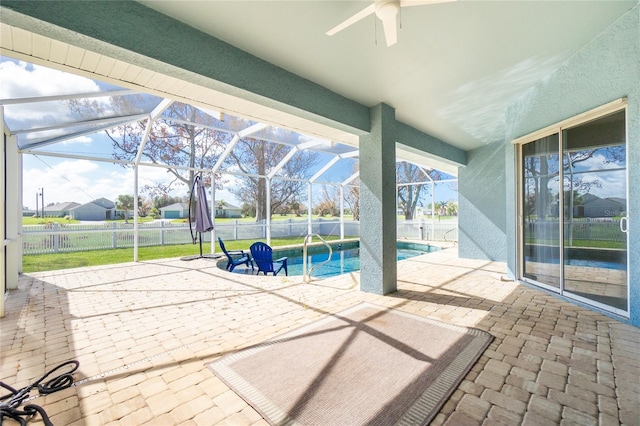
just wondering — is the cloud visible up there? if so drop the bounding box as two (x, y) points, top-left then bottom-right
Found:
(0, 60), (100, 98)
(572, 151), (625, 171)
(23, 157), (127, 208)
(61, 136), (94, 145)
(22, 153), (244, 211)
(0, 60), (110, 131)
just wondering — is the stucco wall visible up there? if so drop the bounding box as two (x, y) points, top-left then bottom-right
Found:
(458, 141), (507, 261)
(505, 5), (640, 325)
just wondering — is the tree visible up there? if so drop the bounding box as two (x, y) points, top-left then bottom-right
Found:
(345, 184), (360, 220)
(397, 163), (441, 220)
(446, 201), (458, 216)
(68, 99), (228, 198)
(315, 185), (339, 217)
(523, 145), (623, 221)
(241, 203), (256, 218)
(343, 163), (360, 221)
(138, 195), (153, 217)
(227, 131), (318, 221)
(288, 200), (302, 217)
(116, 194), (134, 223)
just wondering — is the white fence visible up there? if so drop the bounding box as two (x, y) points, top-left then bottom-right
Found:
(524, 218), (626, 243)
(22, 218), (458, 255)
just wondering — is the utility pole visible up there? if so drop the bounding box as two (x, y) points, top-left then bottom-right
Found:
(35, 192), (39, 217)
(39, 188), (45, 218)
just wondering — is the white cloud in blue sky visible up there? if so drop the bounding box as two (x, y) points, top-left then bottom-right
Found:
(4, 58), (239, 209)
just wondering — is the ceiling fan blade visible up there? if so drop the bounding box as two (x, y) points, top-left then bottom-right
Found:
(381, 15), (398, 46)
(400, 0), (457, 7)
(326, 3), (376, 36)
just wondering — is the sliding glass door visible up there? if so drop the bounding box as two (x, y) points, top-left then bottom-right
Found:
(519, 106), (628, 315)
(522, 134), (561, 290)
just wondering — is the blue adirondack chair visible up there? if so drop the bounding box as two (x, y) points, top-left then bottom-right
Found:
(250, 242), (288, 276)
(218, 238), (253, 272)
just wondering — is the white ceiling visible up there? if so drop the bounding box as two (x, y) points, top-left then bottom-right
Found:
(138, 0), (637, 151)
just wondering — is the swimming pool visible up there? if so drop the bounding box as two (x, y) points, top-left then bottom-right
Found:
(274, 241), (439, 278)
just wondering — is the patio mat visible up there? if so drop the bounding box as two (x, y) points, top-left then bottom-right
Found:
(207, 302), (493, 426)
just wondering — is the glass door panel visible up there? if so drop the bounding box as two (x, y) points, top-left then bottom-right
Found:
(562, 111), (628, 311)
(522, 134), (561, 289)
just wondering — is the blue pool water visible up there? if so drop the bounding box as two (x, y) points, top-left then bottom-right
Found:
(282, 242), (439, 278)
(565, 259), (626, 270)
(525, 257), (626, 271)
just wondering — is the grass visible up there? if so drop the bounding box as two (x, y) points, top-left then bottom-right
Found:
(22, 235), (346, 273)
(525, 239), (626, 250)
(22, 217), (80, 225)
(22, 217), (156, 225)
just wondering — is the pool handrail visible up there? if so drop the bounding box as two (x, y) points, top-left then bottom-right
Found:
(303, 234), (333, 283)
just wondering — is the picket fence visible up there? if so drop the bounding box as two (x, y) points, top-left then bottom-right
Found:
(22, 218), (458, 255)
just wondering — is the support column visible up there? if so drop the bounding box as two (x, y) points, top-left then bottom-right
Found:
(5, 134), (20, 291)
(359, 103), (397, 294)
(1, 108), (5, 317)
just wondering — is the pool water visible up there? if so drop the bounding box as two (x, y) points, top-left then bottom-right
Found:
(565, 259), (626, 270)
(284, 244), (438, 278)
(525, 256), (626, 271)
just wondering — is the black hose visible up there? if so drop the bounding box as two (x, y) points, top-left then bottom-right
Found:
(0, 360), (79, 426)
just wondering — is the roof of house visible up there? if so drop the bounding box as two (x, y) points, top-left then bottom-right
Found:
(217, 203), (241, 210)
(45, 202), (80, 211)
(92, 198), (116, 209)
(583, 195), (626, 206)
(70, 198), (115, 211)
(160, 203), (189, 211)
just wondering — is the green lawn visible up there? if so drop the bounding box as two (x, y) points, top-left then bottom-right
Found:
(22, 217), (157, 225)
(525, 239), (625, 250)
(22, 235), (345, 273)
(22, 217), (80, 225)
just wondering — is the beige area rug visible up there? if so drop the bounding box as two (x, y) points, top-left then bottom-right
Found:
(207, 303), (493, 426)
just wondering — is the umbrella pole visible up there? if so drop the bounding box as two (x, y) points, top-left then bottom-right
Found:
(181, 173), (217, 261)
(200, 231), (217, 259)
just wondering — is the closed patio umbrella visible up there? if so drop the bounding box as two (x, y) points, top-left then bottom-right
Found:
(194, 175), (214, 235)
(181, 173), (216, 261)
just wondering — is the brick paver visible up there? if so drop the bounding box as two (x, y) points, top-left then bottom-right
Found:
(1, 247), (639, 425)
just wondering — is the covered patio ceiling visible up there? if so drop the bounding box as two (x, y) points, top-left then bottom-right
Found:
(131, 0), (638, 151)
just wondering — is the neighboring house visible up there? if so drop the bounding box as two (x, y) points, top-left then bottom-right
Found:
(42, 202), (80, 217)
(69, 198), (116, 221)
(582, 196), (626, 218)
(160, 203), (189, 219)
(215, 203), (242, 218)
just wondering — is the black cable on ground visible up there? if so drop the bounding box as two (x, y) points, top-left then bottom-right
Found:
(0, 360), (79, 426)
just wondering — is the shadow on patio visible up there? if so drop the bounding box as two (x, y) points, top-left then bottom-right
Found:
(1, 248), (638, 425)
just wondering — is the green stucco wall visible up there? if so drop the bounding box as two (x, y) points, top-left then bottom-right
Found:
(360, 104), (398, 294)
(458, 141), (508, 262)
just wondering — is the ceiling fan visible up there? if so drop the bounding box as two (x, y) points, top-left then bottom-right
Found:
(326, 0), (456, 47)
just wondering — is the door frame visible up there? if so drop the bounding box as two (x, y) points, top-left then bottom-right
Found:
(513, 98), (629, 317)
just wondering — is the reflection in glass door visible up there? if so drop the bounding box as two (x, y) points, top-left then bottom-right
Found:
(562, 111), (628, 311)
(522, 135), (561, 289)
(520, 107), (628, 315)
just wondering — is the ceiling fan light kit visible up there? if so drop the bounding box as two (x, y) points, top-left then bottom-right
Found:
(326, 0), (456, 47)
(375, 0), (400, 21)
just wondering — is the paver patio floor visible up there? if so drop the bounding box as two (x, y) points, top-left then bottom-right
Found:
(2, 247), (639, 425)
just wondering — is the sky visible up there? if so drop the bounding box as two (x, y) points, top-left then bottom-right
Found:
(2, 56), (459, 211)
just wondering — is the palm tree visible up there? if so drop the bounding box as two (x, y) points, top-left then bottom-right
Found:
(116, 194), (134, 223)
(437, 201), (448, 216)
